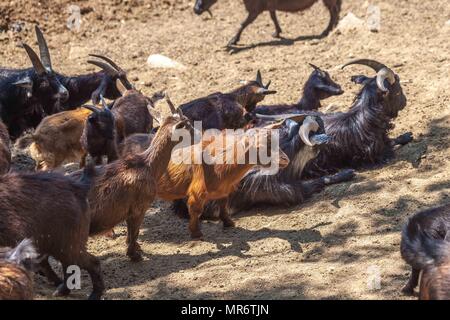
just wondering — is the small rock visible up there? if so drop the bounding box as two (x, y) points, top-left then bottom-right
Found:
(147, 54), (187, 70)
(336, 12), (365, 32)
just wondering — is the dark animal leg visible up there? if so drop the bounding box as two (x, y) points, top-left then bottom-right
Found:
(53, 264), (71, 297)
(392, 132), (413, 147)
(126, 212), (145, 262)
(402, 268), (420, 295)
(187, 197), (205, 240)
(39, 256), (62, 286)
(217, 198), (235, 228)
(270, 11), (282, 38)
(302, 169), (355, 198)
(321, 0), (340, 37)
(228, 12), (259, 46)
(79, 251), (105, 300)
(79, 153), (87, 168)
(107, 144), (119, 163)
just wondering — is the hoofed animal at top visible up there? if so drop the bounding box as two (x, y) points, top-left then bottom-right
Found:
(194, 0), (342, 46)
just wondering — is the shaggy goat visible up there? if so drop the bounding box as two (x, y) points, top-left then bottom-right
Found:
(253, 63), (343, 115)
(173, 114), (354, 219)
(0, 157), (105, 299)
(194, 0), (342, 46)
(80, 97), (118, 166)
(302, 59), (413, 178)
(400, 203), (450, 299)
(0, 239), (39, 300)
(70, 101), (194, 261)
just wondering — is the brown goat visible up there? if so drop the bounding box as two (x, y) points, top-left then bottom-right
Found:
(70, 101), (194, 261)
(0, 239), (38, 300)
(194, 0), (342, 46)
(16, 107), (92, 170)
(0, 157), (104, 299)
(0, 120), (11, 174)
(122, 121), (292, 239)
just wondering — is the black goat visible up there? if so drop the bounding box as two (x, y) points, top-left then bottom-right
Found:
(254, 63), (343, 115)
(400, 203), (450, 299)
(173, 114), (355, 218)
(80, 97), (118, 166)
(194, 0), (342, 46)
(302, 59), (413, 178)
(0, 26), (130, 139)
(179, 70), (276, 130)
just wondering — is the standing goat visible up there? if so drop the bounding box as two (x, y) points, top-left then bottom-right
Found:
(253, 63), (343, 115)
(303, 59), (413, 178)
(0, 158), (105, 299)
(70, 102), (194, 261)
(179, 70), (276, 130)
(400, 203), (450, 300)
(194, 0), (342, 46)
(80, 97), (118, 166)
(0, 239), (39, 300)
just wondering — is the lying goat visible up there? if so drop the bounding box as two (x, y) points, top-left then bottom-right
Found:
(0, 27), (129, 139)
(254, 63), (343, 115)
(0, 239), (39, 300)
(173, 114), (354, 219)
(194, 0), (342, 46)
(0, 157), (104, 299)
(179, 70), (276, 130)
(70, 101), (194, 261)
(303, 59), (413, 178)
(401, 203), (450, 300)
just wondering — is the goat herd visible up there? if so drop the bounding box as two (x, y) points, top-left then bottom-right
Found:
(0, 22), (448, 301)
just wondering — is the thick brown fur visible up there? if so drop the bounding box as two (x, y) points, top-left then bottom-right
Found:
(0, 159), (104, 299)
(0, 120), (11, 174)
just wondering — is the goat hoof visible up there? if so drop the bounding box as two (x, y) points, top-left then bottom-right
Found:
(401, 285), (415, 296)
(272, 32), (281, 39)
(223, 219), (235, 228)
(190, 232), (204, 241)
(53, 284), (71, 297)
(88, 292), (103, 300)
(396, 132), (413, 145)
(128, 252), (143, 262)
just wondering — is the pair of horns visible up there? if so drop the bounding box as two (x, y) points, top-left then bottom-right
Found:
(87, 54), (135, 91)
(147, 92), (185, 125)
(83, 95), (111, 114)
(342, 59), (396, 92)
(22, 26), (52, 76)
(256, 70), (272, 90)
(255, 113), (323, 147)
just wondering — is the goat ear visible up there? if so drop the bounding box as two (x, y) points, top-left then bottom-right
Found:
(115, 79), (127, 96)
(351, 75), (371, 85)
(147, 105), (163, 125)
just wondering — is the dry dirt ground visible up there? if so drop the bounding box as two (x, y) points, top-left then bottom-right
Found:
(0, 0), (449, 300)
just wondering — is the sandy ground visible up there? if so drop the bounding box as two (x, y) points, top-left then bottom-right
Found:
(1, 0), (449, 299)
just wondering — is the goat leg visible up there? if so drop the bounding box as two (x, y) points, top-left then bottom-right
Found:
(79, 251), (105, 300)
(228, 12), (259, 47)
(301, 169), (355, 198)
(321, 0), (340, 37)
(392, 132), (413, 147)
(402, 268), (420, 296)
(53, 263), (71, 297)
(187, 197), (205, 240)
(217, 198), (235, 228)
(39, 256), (63, 286)
(322, 169), (355, 185)
(126, 212), (145, 262)
(269, 11), (283, 38)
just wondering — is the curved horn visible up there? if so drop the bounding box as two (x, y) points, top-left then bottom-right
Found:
(164, 93), (178, 114)
(308, 63), (320, 70)
(88, 60), (119, 77)
(22, 43), (46, 75)
(299, 116), (320, 147)
(88, 54), (134, 90)
(265, 80), (271, 89)
(99, 95), (108, 110)
(82, 105), (100, 113)
(256, 70), (263, 86)
(255, 113), (305, 121)
(35, 26), (52, 69)
(342, 59), (396, 92)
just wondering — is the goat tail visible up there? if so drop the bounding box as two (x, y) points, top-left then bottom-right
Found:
(14, 132), (35, 149)
(80, 154), (96, 187)
(401, 223), (450, 270)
